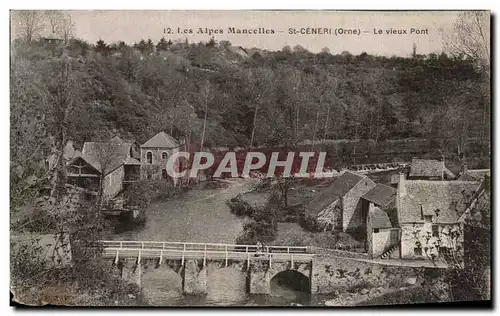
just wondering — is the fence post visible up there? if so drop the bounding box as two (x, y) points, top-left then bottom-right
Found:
(287, 247), (290, 254)
(246, 245), (249, 253)
(247, 252), (250, 270)
(114, 249), (119, 265)
(181, 251), (185, 266)
(291, 254), (294, 269)
(162, 242), (165, 250)
(120, 241), (123, 249)
(159, 250), (163, 265)
(137, 250), (141, 265)
(269, 253), (272, 269)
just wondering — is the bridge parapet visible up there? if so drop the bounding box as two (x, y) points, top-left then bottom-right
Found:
(100, 240), (312, 269)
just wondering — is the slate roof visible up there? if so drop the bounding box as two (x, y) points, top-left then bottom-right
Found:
(370, 208), (393, 229)
(363, 183), (397, 208)
(409, 159), (455, 179)
(141, 131), (179, 148)
(398, 180), (482, 224)
(457, 169), (490, 181)
(67, 155), (101, 174)
(306, 171), (369, 217)
(123, 157), (142, 165)
(82, 142), (132, 174)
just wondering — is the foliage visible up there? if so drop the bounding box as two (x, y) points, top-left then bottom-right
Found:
(123, 180), (180, 209)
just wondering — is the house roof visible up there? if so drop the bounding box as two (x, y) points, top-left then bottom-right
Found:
(67, 155), (102, 174)
(363, 183), (397, 208)
(409, 159), (455, 179)
(141, 131), (179, 148)
(123, 157), (142, 165)
(398, 180), (482, 224)
(370, 208), (393, 229)
(306, 171), (370, 217)
(82, 141), (132, 174)
(457, 169), (490, 181)
(330, 171), (367, 197)
(43, 32), (62, 41)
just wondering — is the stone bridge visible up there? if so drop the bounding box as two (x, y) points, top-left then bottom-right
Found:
(100, 240), (315, 295)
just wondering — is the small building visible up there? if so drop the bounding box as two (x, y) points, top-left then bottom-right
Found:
(397, 173), (483, 261)
(408, 158), (455, 180)
(42, 31), (64, 45)
(306, 171), (376, 235)
(362, 183), (400, 258)
(140, 131), (181, 181)
(82, 138), (141, 200)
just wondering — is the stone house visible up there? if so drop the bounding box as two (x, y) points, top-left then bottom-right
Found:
(306, 171), (376, 235)
(361, 183), (399, 258)
(408, 158), (455, 180)
(140, 131), (182, 181)
(396, 173), (483, 261)
(82, 137), (141, 200)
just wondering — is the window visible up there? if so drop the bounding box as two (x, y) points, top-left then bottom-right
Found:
(162, 152), (168, 160)
(432, 225), (439, 237)
(146, 151), (153, 164)
(374, 228), (380, 233)
(424, 215), (432, 223)
(414, 247), (422, 256)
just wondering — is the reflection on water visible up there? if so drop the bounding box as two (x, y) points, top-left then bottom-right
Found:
(109, 180), (326, 306)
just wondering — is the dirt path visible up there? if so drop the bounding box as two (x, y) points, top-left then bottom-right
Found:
(114, 178), (259, 244)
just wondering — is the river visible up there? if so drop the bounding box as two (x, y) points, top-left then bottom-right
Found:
(110, 178), (329, 306)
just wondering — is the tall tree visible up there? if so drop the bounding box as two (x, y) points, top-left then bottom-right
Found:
(13, 10), (45, 42)
(444, 11), (490, 70)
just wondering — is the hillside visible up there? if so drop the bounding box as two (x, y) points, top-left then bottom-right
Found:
(10, 38), (490, 185)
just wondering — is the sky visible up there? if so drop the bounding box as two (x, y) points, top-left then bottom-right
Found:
(14, 10), (468, 56)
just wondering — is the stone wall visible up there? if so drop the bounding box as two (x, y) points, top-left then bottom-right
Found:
(400, 222), (464, 260)
(311, 254), (429, 294)
(103, 165), (124, 199)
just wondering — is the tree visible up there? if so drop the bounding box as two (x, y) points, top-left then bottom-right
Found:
(247, 68), (275, 147)
(199, 80), (211, 151)
(444, 11), (490, 70)
(156, 37), (170, 52)
(94, 39), (109, 56)
(59, 12), (75, 44)
(12, 10), (45, 42)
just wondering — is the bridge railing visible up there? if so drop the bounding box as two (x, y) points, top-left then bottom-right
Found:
(99, 240), (309, 254)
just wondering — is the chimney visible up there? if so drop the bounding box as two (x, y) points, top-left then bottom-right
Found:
(398, 172), (406, 197)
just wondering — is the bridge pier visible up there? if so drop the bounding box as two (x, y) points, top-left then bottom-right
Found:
(119, 258), (143, 288)
(250, 269), (271, 294)
(183, 259), (207, 295)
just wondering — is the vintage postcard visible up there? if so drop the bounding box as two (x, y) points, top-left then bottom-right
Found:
(10, 10), (491, 307)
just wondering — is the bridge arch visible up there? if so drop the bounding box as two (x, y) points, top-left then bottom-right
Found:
(270, 269), (310, 293)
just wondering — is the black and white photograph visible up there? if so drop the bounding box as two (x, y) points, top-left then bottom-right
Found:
(9, 9), (491, 307)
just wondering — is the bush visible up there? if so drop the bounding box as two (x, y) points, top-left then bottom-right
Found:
(236, 220), (276, 245)
(123, 180), (180, 209)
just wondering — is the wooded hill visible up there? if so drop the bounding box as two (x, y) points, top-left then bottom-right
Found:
(11, 38), (490, 181)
